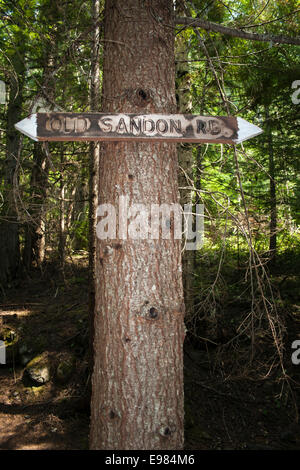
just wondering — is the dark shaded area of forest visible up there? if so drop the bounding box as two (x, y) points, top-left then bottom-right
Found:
(0, 254), (299, 450)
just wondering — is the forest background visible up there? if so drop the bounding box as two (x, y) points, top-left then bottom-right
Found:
(0, 0), (299, 450)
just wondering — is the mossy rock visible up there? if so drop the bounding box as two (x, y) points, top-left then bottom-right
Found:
(26, 385), (48, 399)
(24, 353), (51, 386)
(0, 327), (19, 365)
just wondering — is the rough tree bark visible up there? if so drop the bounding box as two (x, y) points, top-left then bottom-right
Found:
(90, 0), (185, 450)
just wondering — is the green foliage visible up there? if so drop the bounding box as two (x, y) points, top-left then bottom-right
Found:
(0, 0), (298, 277)
(71, 212), (89, 251)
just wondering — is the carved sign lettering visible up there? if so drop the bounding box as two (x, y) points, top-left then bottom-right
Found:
(38, 113), (238, 143)
(15, 113), (263, 144)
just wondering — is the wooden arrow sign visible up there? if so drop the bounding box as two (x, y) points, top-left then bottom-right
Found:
(15, 112), (263, 144)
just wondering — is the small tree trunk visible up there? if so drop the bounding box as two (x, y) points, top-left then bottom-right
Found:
(23, 46), (55, 269)
(23, 143), (49, 269)
(72, 176), (88, 251)
(176, 4), (195, 318)
(90, 0), (185, 450)
(0, 40), (25, 285)
(88, 0), (101, 373)
(59, 150), (66, 272)
(266, 106), (277, 261)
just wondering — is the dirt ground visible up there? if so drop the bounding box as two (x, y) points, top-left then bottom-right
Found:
(0, 256), (299, 450)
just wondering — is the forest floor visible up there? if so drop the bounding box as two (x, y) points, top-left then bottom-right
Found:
(0, 253), (299, 450)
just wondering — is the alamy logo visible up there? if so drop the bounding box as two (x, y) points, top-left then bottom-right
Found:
(291, 340), (300, 365)
(0, 80), (5, 105)
(96, 197), (204, 250)
(0, 340), (6, 365)
(291, 80), (300, 105)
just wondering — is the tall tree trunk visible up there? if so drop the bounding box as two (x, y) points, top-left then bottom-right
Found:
(89, 0), (101, 372)
(72, 175), (88, 251)
(59, 149), (66, 272)
(0, 45), (25, 286)
(176, 2), (195, 318)
(90, 0), (185, 450)
(23, 143), (49, 269)
(266, 106), (277, 261)
(23, 48), (55, 269)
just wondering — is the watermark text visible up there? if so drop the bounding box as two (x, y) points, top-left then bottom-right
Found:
(96, 196), (204, 250)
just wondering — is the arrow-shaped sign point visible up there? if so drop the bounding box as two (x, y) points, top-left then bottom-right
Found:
(15, 114), (38, 141)
(15, 113), (263, 144)
(234, 117), (263, 144)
